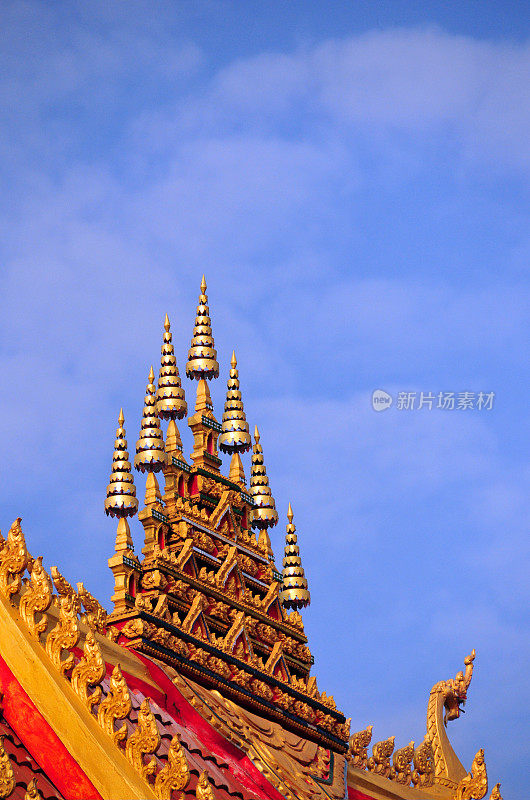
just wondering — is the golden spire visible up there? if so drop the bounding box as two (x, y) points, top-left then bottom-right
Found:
(134, 366), (166, 472)
(115, 517), (134, 552)
(165, 419), (185, 458)
(219, 351), (251, 454)
(156, 314), (187, 420)
(186, 276), (219, 380)
(104, 409), (139, 518)
(228, 452), (246, 486)
(278, 504), (310, 610)
(249, 426), (278, 529)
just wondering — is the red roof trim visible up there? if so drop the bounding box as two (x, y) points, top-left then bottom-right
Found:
(348, 788), (377, 800)
(0, 653), (102, 800)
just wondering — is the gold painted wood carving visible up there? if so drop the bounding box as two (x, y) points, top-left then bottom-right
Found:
(0, 518), (28, 600)
(125, 699), (160, 780)
(412, 734), (434, 788)
(24, 778), (42, 799)
(454, 749), (488, 800)
(71, 628), (106, 711)
(19, 556), (52, 637)
(0, 736), (14, 799)
(154, 733), (190, 800)
(390, 740), (414, 785)
(196, 770), (215, 800)
(45, 568), (80, 674)
(367, 735), (394, 778)
(97, 663), (132, 743)
(428, 650), (475, 783)
(77, 582), (108, 633)
(489, 783), (502, 799)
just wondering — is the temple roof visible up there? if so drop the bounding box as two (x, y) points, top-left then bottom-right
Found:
(0, 279), (502, 800)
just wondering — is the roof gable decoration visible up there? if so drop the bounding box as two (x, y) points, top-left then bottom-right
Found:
(0, 518), (221, 800)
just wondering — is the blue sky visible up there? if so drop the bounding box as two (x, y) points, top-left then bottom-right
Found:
(0, 1), (528, 796)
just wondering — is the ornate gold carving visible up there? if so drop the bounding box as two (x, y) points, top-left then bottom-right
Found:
(19, 556), (52, 637)
(196, 770), (215, 800)
(0, 736), (15, 799)
(0, 518), (29, 600)
(412, 735), (434, 788)
(348, 724), (373, 770)
(367, 736), (395, 778)
(125, 698), (160, 780)
(77, 583), (108, 633)
(428, 650), (475, 782)
(249, 427), (278, 530)
(489, 783), (502, 800)
(454, 749), (488, 800)
(24, 778), (42, 799)
(97, 663), (132, 744)
(121, 618), (144, 638)
(154, 733), (190, 800)
(391, 740), (414, 785)
(71, 628), (106, 711)
(45, 568), (80, 674)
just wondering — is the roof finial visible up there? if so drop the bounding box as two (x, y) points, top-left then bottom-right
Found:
(104, 409), (139, 518)
(156, 314), (187, 420)
(186, 276), (219, 380)
(279, 505), (310, 610)
(249, 427), (278, 530)
(219, 351), (251, 454)
(134, 366), (166, 472)
(228, 452), (246, 486)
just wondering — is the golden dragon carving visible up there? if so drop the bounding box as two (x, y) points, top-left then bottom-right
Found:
(427, 650), (475, 788)
(45, 567), (80, 675)
(19, 556), (53, 638)
(125, 698), (160, 780)
(154, 733), (190, 800)
(71, 628), (106, 711)
(0, 519), (28, 600)
(97, 663), (132, 743)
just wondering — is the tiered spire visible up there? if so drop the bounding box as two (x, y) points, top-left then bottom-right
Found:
(249, 426), (278, 529)
(186, 276), (219, 380)
(279, 504), (310, 610)
(104, 409), (138, 518)
(156, 314), (187, 419)
(134, 366), (166, 472)
(219, 351), (251, 454)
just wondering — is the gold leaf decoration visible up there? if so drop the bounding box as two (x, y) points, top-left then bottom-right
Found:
(45, 568), (80, 675)
(196, 770), (215, 800)
(19, 556), (52, 637)
(77, 582), (108, 633)
(97, 663), (132, 744)
(24, 778), (42, 799)
(0, 518), (29, 600)
(454, 749), (488, 800)
(348, 724), (373, 770)
(0, 736), (15, 799)
(125, 699), (160, 780)
(412, 735), (434, 788)
(71, 628), (106, 711)
(154, 733), (190, 800)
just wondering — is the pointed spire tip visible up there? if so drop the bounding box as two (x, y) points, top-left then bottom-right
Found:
(254, 425), (260, 442)
(287, 502), (294, 523)
(200, 274), (207, 293)
(148, 365), (155, 382)
(118, 408), (125, 426)
(231, 350), (237, 368)
(164, 313), (170, 330)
